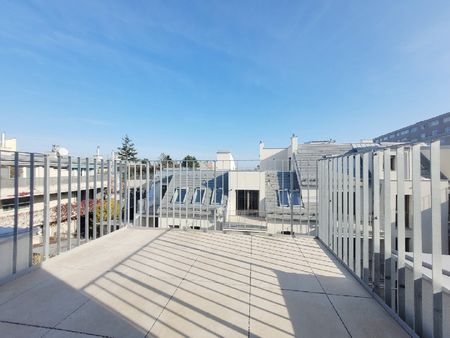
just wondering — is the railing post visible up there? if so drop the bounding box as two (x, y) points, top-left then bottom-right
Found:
(107, 159), (111, 233)
(67, 156), (72, 250)
(93, 158), (97, 240)
(56, 155), (61, 255)
(147, 161), (150, 227)
(348, 155), (354, 272)
(383, 148), (393, 307)
(412, 144), (423, 335)
(100, 159), (104, 236)
(333, 157), (338, 254)
(28, 153), (35, 267)
(76, 157), (81, 246)
(355, 154), (361, 278)
(43, 154), (50, 261)
(337, 157), (342, 259)
(13, 152), (19, 273)
(343, 156), (348, 265)
(85, 157), (90, 242)
(430, 140), (443, 338)
(362, 152), (370, 283)
(397, 146), (406, 319)
(373, 152), (381, 292)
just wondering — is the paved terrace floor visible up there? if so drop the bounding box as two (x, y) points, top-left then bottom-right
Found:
(0, 228), (409, 338)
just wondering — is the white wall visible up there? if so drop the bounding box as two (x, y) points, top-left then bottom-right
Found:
(228, 171), (265, 217)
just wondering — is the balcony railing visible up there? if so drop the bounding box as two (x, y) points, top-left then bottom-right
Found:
(317, 140), (450, 338)
(0, 153), (318, 284)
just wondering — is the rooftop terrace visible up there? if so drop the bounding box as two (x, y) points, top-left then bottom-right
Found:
(0, 228), (408, 338)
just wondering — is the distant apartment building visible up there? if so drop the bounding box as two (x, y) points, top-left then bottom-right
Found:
(374, 112), (450, 145)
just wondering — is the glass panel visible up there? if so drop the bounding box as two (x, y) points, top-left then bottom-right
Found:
(291, 191), (301, 205)
(211, 188), (223, 204)
(172, 188), (187, 203)
(277, 190), (289, 207)
(193, 188), (205, 204)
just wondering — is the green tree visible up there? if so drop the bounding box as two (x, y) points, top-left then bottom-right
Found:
(117, 135), (138, 161)
(160, 153), (173, 168)
(181, 155), (200, 168)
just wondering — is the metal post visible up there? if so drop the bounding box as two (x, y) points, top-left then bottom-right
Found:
(362, 152), (370, 283)
(307, 162), (311, 234)
(337, 157), (342, 259)
(56, 155), (61, 255)
(355, 154), (361, 278)
(153, 162), (156, 227)
(430, 140), (443, 338)
(134, 163), (137, 226)
(373, 152), (381, 292)
(28, 153), (35, 267)
(100, 159), (104, 236)
(397, 146), (406, 319)
(146, 161), (150, 227)
(333, 158), (338, 254)
(13, 152), (19, 273)
(412, 144), (423, 335)
(77, 157), (81, 246)
(107, 160), (111, 233)
(119, 161), (123, 228)
(383, 148), (392, 307)
(85, 158), (90, 242)
(139, 162), (142, 227)
(214, 161), (217, 230)
(43, 155), (50, 261)
(67, 156), (72, 250)
(343, 156), (348, 265)
(93, 158), (97, 240)
(348, 155), (354, 271)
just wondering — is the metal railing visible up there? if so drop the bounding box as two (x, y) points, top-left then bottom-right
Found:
(1, 154), (319, 283)
(317, 140), (450, 338)
(125, 159), (317, 235)
(0, 150), (127, 283)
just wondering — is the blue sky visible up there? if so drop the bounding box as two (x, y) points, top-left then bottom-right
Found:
(1, 1), (450, 159)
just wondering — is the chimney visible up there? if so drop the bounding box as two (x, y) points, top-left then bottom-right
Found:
(96, 145), (100, 157)
(1, 132), (5, 147)
(291, 134), (298, 153)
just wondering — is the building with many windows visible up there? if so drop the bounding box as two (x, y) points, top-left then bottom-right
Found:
(374, 112), (450, 145)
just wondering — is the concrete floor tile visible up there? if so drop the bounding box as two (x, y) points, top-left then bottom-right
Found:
(250, 289), (350, 337)
(0, 277), (89, 327)
(251, 265), (323, 293)
(329, 295), (410, 338)
(55, 297), (152, 338)
(0, 322), (48, 338)
(185, 259), (250, 285)
(149, 280), (249, 338)
(0, 229), (409, 338)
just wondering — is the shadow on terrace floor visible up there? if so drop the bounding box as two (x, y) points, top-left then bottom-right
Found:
(0, 228), (409, 338)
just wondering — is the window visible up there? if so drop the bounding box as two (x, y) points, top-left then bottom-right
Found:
(291, 191), (301, 206)
(445, 127), (450, 134)
(211, 188), (223, 205)
(430, 120), (439, 126)
(390, 155), (396, 171)
(444, 116), (450, 123)
(411, 127), (418, 133)
(432, 129), (438, 136)
(277, 190), (290, 207)
(193, 188), (206, 204)
(172, 188), (187, 203)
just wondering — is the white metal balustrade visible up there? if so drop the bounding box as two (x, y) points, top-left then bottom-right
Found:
(317, 140), (450, 338)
